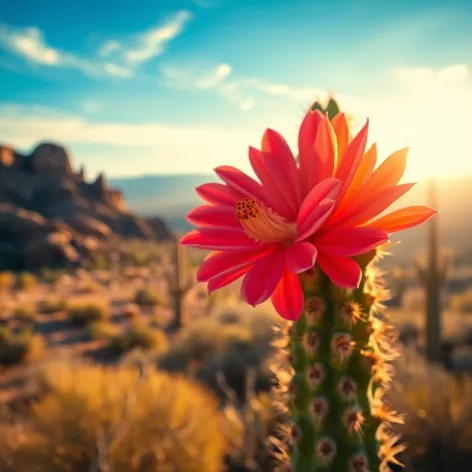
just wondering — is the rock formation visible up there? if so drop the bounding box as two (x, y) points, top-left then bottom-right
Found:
(0, 142), (173, 271)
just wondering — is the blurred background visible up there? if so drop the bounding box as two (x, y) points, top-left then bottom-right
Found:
(0, 0), (471, 471)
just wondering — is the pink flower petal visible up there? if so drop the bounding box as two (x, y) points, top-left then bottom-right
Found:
(197, 247), (275, 282)
(298, 110), (323, 198)
(207, 265), (253, 294)
(315, 227), (389, 257)
(261, 129), (301, 212)
(271, 268), (304, 321)
(285, 242), (318, 273)
(296, 178), (341, 240)
(353, 147), (409, 201)
(317, 252), (362, 288)
(337, 183), (416, 229)
(180, 227), (256, 250)
(309, 116), (337, 189)
(331, 113), (350, 164)
(187, 205), (239, 228)
(366, 206), (438, 233)
(248, 147), (297, 219)
(340, 143), (378, 205)
(335, 119), (369, 202)
(214, 165), (268, 204)
(240, 251), (285, 307)
(196, 183), (242, 207)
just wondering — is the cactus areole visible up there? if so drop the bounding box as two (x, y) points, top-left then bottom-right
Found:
(181, 97), (438, 471)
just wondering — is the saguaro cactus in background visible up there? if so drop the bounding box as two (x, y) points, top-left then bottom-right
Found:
(415, 179), (449, 362)
(167, 237), (192, 332)
(181, 97), (437, 471)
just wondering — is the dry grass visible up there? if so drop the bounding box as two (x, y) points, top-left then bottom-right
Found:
(450, 288), (472, 314)
(16, 272), (37, 291)
(159, 301), (279, 400)
(391, 347), (472, 471)
(13, 305), (36, 325)
(86, 321), (119, 341)
(0, 327), (45, 365)
(0, 361), (229, 472)
(0, 271), (16, 292)
(67, 302), (109, 327)
(111, 325), (168, 354)
(134, 286), (162, 306)
(38, 298), (66, 315)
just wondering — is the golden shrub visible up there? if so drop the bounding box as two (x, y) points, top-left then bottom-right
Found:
(9, 362), (229, 472)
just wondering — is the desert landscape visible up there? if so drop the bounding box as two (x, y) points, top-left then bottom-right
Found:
(2, 0), (472, 470)
(0, 141), (471, 472)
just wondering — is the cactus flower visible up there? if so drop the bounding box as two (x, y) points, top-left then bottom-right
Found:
(181, 97), (438, 472)
(181, 111), (436, 321)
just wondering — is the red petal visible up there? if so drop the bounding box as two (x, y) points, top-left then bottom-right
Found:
(335, 119), (369, 202)
(197, 247), (274, 282)
(357, 147), (409, 198)
(340, 183), (416, 228)
(271, 268), (304, 321)
(248, 146), (298, 219)
(187, 205), (239, 228)
(331, 113), (350, 165)
(285, 242), (318, 273)
(240, 251), (285, 307)
(340, 143), (378, 207)
(196, 183), (242, 207)
(296, 178), (341, 240)
(180, 227), (256, 250)
(298, 110), (323, 198)
(315, 227), (389, 257)
(309, 116), (337, 189)
(214, 165), (267, 203)
(317, 252), (362, 288)
(207, 265), (253, 293)
(366, 206), (438, 233)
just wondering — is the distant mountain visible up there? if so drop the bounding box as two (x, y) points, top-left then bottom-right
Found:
(110, 173), (472, 264)
(0, 143), (172, 271)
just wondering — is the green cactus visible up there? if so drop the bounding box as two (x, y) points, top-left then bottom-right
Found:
(414, 179), (449, 362)
(275, 250), (404, 472)
(167, 236), (193, 332)
(310, 97), (341, 119)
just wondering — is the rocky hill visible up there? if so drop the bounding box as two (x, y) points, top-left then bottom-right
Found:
(0, 143), (173, 271)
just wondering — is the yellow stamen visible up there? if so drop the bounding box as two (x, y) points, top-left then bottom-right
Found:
(236, 198), (296, 243)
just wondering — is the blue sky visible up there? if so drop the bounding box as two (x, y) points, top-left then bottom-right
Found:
(1, 0), (472, 179)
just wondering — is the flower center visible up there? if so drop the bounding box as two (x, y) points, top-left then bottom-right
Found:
(235, 198), (296, 243)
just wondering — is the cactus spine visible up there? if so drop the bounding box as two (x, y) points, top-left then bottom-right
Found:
(277, 250), (402, 472)
(415, 179), (449, 362)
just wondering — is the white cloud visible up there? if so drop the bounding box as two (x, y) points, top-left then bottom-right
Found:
(0, 23), (132, 79)
(103, 63), (133, 78)
(0, 103), (272, 176)
(80, 101), (101, 114)
(162, 63), (255, 111)
(98, 10), (192, 71)
(98, 40), (121, 57)
(0, 12), (192, 80)
(125, 11), (191, 65)
(161, 61), (362, 113)
(0, 25), (61, 66)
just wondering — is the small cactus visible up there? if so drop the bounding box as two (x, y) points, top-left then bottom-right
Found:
(414, 178), (449, 362)
(274, 251), (403, 472)
(166, 237), (193, 332)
